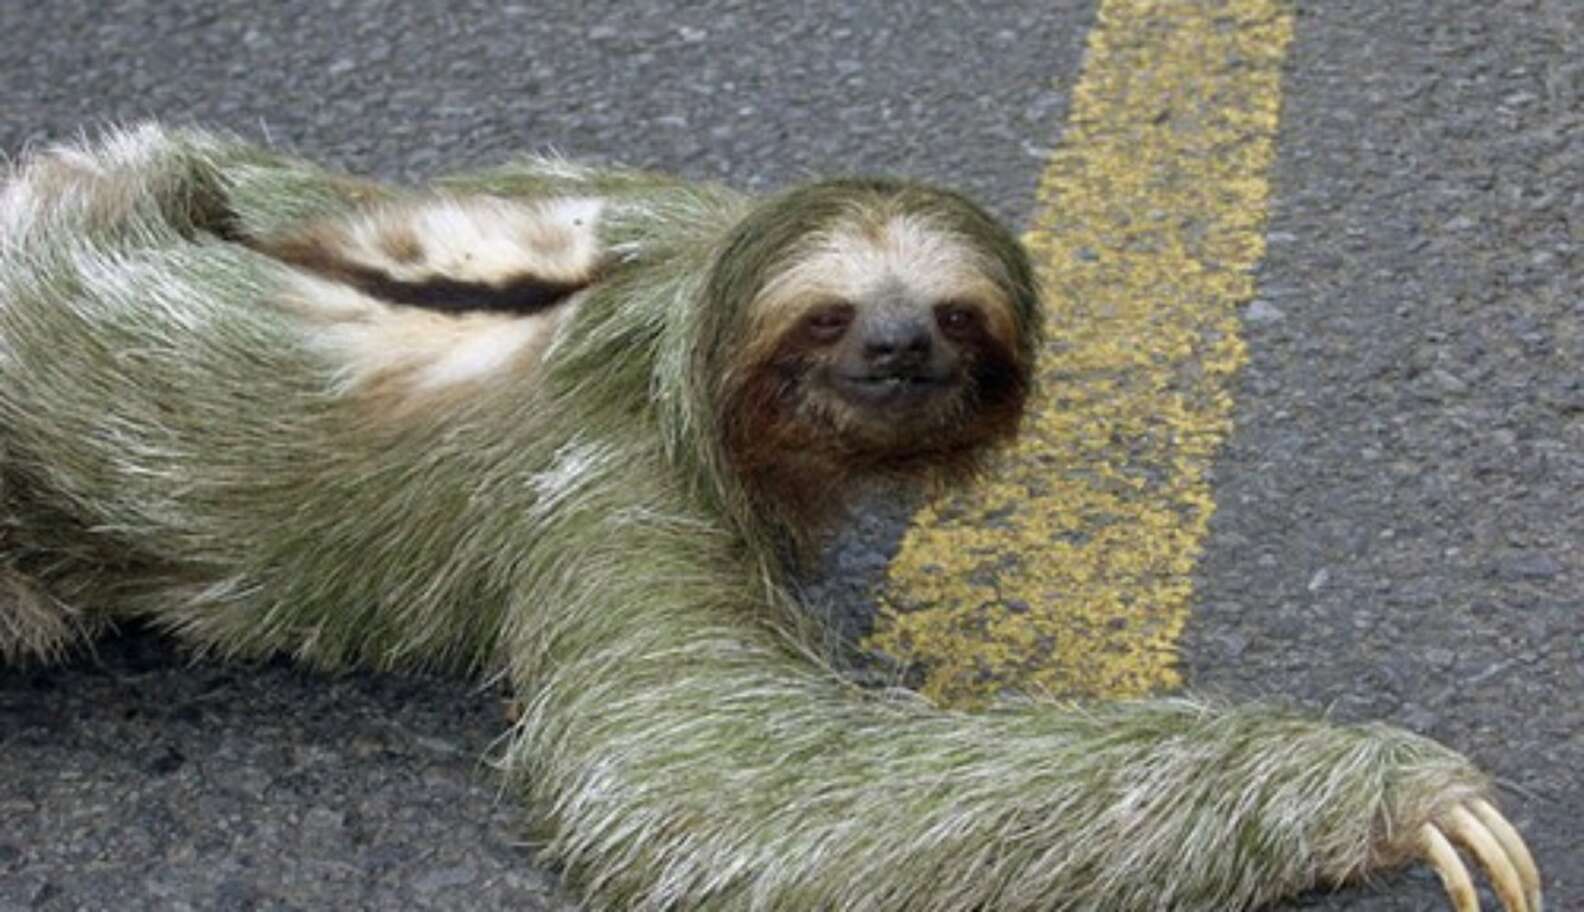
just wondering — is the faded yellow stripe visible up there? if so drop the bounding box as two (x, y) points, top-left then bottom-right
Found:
(866, 0), (1294, 705)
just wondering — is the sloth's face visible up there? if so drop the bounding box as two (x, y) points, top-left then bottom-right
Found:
(737, 212), (1031, 467)
(786, 289), (1022, 452)
(803, 291), (975, 410)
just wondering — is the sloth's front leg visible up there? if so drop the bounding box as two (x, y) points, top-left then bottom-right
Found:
(494, 511), (1544, 912)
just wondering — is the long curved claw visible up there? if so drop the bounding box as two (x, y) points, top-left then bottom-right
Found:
(1421, 822), (1478, 912)
(1444, 805), (1528, 912)
(1419, 801), (1544, 912)
(1469, 799), (1543, 912)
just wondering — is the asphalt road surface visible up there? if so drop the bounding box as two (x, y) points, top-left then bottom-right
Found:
(1, 1), (1579, 910)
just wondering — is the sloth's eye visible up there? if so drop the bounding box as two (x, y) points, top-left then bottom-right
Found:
(804, 303), (855, 342)
(934, 302), (980, 338)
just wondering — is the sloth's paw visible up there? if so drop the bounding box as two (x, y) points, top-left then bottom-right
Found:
(1416, 799), (1541, 912)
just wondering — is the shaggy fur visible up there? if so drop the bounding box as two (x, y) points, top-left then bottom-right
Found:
(0, 125), (1526, 910)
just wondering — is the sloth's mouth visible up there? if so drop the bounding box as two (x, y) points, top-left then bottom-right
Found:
(835, 372), (952, 407)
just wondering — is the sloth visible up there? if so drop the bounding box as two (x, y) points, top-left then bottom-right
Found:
(0, 125), (1541, 911)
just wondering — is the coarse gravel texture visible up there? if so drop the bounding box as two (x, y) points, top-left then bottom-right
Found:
(0, 0), (1079, 224)
(1186, 0), (1583, 908)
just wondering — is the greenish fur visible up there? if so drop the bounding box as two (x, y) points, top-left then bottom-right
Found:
(1, 125), (1493, 909)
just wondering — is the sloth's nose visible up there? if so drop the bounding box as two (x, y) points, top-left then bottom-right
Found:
(861, 315), (933, 372)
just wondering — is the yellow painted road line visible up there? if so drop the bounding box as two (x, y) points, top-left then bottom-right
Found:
(866, 0), (1294, 705)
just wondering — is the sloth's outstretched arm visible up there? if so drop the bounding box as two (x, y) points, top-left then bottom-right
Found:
(496, 509), (1527, 911)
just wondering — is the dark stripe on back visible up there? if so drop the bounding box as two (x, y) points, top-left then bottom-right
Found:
(255, 238), (592, 317)
(341, 266), (589, 316)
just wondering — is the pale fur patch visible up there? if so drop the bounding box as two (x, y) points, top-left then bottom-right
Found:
(269, 195), (603, 402)
(312, 195), (605, 287)
(280, 270), (576, 399)
(527, 437), (622, 523)
(1, 125), (178, 249)
(0, 166), (44, 248)
(749, 213), (1017, 355)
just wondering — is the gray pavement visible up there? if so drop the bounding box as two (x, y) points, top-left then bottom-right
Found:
(1187, 1), (1582, 907)
(1, 1), (1579, 910)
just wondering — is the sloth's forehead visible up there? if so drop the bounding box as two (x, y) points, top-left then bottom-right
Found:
(746, 211), (1019, 349)
(769, 213), (998, 306)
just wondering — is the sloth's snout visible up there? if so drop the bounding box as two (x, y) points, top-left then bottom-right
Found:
(859, 312), (934, 375)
